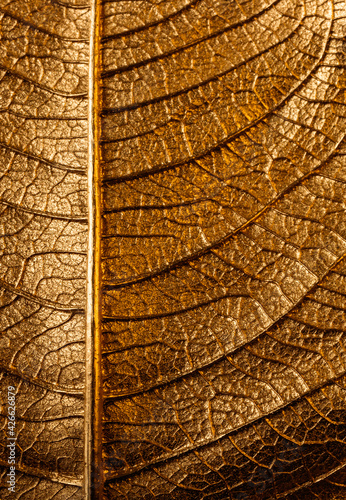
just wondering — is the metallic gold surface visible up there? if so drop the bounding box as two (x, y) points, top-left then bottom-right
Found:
(99, 0), (346, 498)
(0, 0), (89, 497)
(1, 0), (346, 499)
(85, 0), (103, 497)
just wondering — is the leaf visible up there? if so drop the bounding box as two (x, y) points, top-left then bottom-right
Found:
(0, 0), (88, 497)
(99, 0), (346, 498)
(1, 0), (346, 499)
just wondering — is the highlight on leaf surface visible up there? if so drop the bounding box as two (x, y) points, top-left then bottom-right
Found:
(1, 0), (346, 499)
(0, 0), (88, 498)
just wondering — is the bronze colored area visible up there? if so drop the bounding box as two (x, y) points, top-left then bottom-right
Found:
(100, 0), (346, 498)
(0, 0), (88, 498)
(1, 0), (346, 499)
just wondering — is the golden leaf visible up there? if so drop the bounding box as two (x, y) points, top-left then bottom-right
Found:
(1, 0), (346, 499)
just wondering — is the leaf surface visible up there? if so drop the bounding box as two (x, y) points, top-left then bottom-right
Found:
(99, 0), (346, 498)
(1, 0), (346, 499)
(0, 0), (88, 497)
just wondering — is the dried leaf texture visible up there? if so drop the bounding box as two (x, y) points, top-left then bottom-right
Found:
(0, 0), (89, 498)
(100, 0), (346, 498)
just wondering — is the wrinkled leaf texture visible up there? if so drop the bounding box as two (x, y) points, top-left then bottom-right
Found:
(1, 0), (346, 499)
(0, 0), (88, 498)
